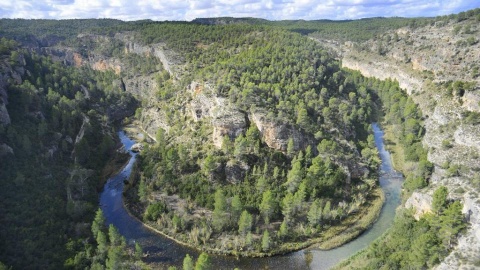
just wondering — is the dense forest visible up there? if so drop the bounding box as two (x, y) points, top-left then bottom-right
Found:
(0, 37), (142, 269)
(0, 9), (476, 269)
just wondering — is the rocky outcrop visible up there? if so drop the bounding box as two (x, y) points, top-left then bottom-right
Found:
(130, 143), (144, 153)
(187, 82), (247, 148)
(0, 143), (14, 157)
(211, 107), (247, 148)
(115, 33), (184, 77)
(454, 125), (480, 152)
(328, 18), (480, 269)
(225, 160), (249, 184)
(250, 109), (311, 152)
(342, 54), (423, 95)
(123, 73), (158, 99)
(405, 191), (433, 219)
(140, 106), (170, 136)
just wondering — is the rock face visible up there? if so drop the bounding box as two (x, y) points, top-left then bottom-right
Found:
(250, 109), (311, 152)
(116, 33), (184, 77)
(405, 191), (433, 219)
(211, 107), (247, 148)
(225, 160), (249, 184)
(342, 55), (423, 95)
(188, 82), (247, 148)
(326, 18), (480, 269)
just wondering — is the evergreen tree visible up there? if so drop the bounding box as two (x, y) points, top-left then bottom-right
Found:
(212, 189), (227, 231)
(238, 210), (253, 236)
(261, 230), (270, 252)
(183, 254), (194, 270)
(432, 186), (448, 214)
(194, 253), (211, 270)
(307, 199), (322, 226)
(259, 190), (275, 224)
(92, 209), (106, 239)
(231, 195), (243, 222)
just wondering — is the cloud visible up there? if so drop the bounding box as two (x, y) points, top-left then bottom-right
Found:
(0, 0), (478, 21)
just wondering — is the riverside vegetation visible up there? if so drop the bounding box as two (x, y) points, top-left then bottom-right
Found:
(0, 9), (476, 270)
(123, 24), (384, 256)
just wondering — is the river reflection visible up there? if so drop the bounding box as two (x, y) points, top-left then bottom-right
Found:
(100, 123), (403, 269)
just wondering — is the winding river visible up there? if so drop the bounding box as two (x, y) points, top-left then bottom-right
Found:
(100, 123), (403, 269)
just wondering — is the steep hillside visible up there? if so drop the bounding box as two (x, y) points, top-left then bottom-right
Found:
(0, 34), (146, 269)
(322, 9), (480, 269)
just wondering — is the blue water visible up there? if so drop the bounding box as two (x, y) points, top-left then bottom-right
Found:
(99, 124), (403, 269)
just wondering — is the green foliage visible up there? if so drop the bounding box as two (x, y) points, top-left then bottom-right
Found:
(432, 186), (449, 214)
(259, 190), (276, 224)
(183, 254), (194, 270)
(0, 47), (136, 269)
(194, 253), (211, 270)
(212, 189), (228, 231)
(344, 187), (466, 269)
(261, 230), (271, 252)
(238, 210), (253, 236)
(143, 201), (168, 221)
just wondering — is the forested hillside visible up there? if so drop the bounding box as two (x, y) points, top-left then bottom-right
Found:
(0, 9), (476, 269)
(0, 37), (143, 269)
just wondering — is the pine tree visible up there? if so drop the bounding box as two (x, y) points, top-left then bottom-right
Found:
(432, 186), (448, 214)
(92, 209), (106, 239)
(212, 189), (227, 231)
(307, 199), (322, 226)
(238, 210), (253, 236)
(183, 254), (194, 270)
(261, 230), (270, 252)
(287, 137), (295, 157)
(231, 195), (243, 222)
(194, 253), (211, 270)
(278, 218), (289, 239)
(259, 190), (275, 224)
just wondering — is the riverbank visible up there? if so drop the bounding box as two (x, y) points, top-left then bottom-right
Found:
(120, 120), (387, 258)
(100, 124), (403, 269)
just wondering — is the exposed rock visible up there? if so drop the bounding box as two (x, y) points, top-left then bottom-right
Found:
(187, 82), (247, 148)
(405, 191), (433, 219)
(250, 109), (312, 152)
(462, 91), (480, 112)
(139, 106), (170, 138)
(0, 143), (14, 157)
(116, 33), (184, 77)
(211, 100), (247, 148)
(328, 18), (480, 269)
(130, 143), (144, 153)
(188, 81), (215, 121)
(123, 73), (158, 99)
(342, 54), (423, 95)
(225, 160), (249, 184)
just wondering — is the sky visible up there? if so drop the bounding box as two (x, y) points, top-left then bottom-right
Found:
(0, 0), (479, 21)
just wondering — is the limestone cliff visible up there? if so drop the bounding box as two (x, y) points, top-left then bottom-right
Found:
(250, 109), (311, 152)
(322, 17), (480, 269)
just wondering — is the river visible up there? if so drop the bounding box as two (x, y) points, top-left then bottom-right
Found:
(99, 123), (403, 269)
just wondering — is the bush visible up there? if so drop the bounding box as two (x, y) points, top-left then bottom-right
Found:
(144, 201), (168, 221)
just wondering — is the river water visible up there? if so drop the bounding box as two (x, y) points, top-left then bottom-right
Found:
(99, 123), (403, 269)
